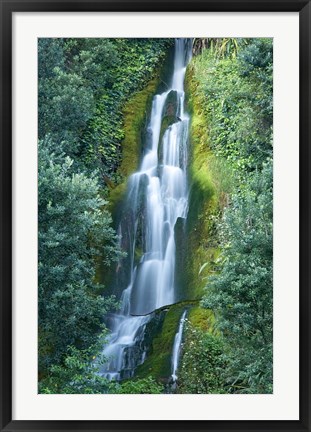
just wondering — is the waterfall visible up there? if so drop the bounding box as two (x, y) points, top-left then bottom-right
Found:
(171, 310), (187, 383)
(100, 39), (192, 381)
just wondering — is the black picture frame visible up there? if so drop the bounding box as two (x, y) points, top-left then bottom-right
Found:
(1, 1), (310, 431)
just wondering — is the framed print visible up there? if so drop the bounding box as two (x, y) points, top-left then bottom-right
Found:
(1, 0), (310, 431)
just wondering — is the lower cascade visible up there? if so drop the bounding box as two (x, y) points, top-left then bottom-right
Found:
(171, 310), (187, 383)
(100, 38), (192, 381)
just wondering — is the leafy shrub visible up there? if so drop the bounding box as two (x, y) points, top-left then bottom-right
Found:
(178, 321), (226, 394)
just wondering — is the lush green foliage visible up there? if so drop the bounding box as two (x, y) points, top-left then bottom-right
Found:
(38, 37), (171, 393)
(190, 38), (272, 177)
(181, 38), (273, 394)
(114, 377), (164, 394)
(38, 37), (273, 394)
(178, 321), (226, 394)
(39, 38), (172, 177)
(202, 162), (273, 393)
(38, 138), (120, 371)
(39, 342), (112, 394)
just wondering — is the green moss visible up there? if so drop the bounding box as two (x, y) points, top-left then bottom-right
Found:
(135, 303), (191, 382)
(188, 306), (215, 333)
(174, 65), (222, 302)
(134, 247), (143, 266)
(155, 45), (175, 94)
(107, 182), (127, 220)
(100, 49), (229, 384)
(121, 80), (156, 176)
(95, 76), (161, 291)
(159, 90), (179, 147)
(133, 304), (216, 385)
(107, 78), (158, 215)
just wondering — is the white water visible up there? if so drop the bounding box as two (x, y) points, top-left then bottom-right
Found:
(100, 39), (192, 381)
(171, 310), (187, 382)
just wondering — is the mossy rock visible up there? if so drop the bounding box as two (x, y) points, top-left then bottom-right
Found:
(135, 303), (191, 382)
(174, 216), (188, 300)
(176, 62), (222, 302)
(121, 80), (158, 175)
(163, 89), (179, 118)
(107, 182), (127, 222)
(157, 90), (181, 162)
(155, 45), (175, 94)
(96, 77), (160, 291)
(188, 306), (215, 333)
(134, 247), (144, 266)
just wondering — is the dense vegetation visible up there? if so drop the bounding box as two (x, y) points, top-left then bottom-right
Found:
(38, 38), (172, 393)
(38, 37), (273, 394)
(178, 38), (273, 394)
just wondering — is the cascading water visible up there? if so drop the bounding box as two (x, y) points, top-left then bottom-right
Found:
(100, 39), (192, 381)
(171, 310), (187, 383)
